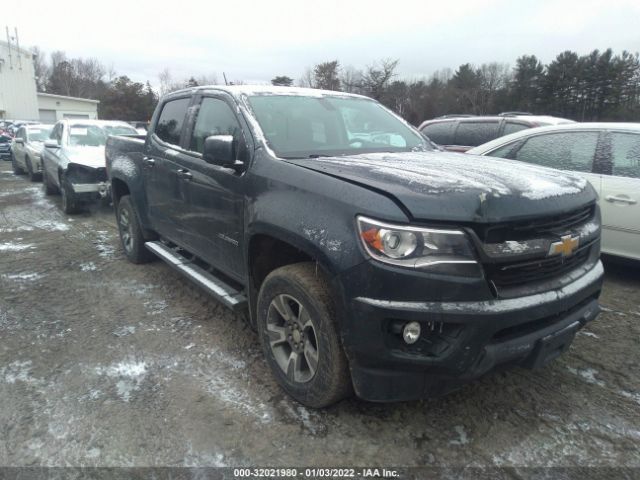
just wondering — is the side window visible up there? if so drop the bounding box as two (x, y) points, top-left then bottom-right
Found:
(503, 121), (530, 136)
(609, 132), (640, 179)
(514, 132), (599, 172)
(420, 121), (456, 145)
(486, 142), (520, 159)
(189, 97), (248, 161)
(455, 121), (500, 147)
(155, 98), (190, 146)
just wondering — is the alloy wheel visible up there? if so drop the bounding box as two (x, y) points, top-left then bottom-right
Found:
(266, 294), (319, 383)
(119, 208), (133, 253)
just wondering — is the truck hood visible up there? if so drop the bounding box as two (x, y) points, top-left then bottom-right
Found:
(284, 151), (596, 223)
(65, 146), (106, 169)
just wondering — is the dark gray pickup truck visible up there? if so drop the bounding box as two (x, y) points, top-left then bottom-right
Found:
(105, 86), (604, 407)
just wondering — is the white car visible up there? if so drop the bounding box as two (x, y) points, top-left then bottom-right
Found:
(467, 123), (640, 261)
(41, 119), (138, 214)
(11, 124), (54, 181)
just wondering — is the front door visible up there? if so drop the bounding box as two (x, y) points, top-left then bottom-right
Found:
(597, 131), (640, 260)
(178, 94), (250, 282)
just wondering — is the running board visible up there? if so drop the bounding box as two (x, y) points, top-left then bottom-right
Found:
(145, 241), (247, 312)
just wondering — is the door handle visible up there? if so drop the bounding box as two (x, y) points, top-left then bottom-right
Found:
(177, 169), (193, 181)
(605, 195), (637, 205)
(142, 157), (155, 167)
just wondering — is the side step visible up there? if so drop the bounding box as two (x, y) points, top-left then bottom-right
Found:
(145, 241), (247, 312)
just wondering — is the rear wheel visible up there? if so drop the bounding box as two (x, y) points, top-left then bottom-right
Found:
(257, 262), (352, 407)
(11, 153), (24, 175)
(42, 167), (58, 195)
(60, 173), (82, 214)
(116, 195), (155, 264)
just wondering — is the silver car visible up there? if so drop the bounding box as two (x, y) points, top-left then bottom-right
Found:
(41, 119), (138, 214)
(11, 124), (54, 181)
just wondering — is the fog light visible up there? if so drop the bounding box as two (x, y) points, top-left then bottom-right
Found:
(403, 321), (421, 344)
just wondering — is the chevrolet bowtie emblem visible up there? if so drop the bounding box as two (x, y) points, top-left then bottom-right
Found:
(548, 235), (580, 257)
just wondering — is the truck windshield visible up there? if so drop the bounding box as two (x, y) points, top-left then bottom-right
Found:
(246, 95), (430, 158)
(68, 125), (138, 147)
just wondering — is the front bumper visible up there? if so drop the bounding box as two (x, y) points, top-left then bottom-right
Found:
(72, 182), (109, 197)
(337, 259), (604, 402)
(0, 150), (11, 160)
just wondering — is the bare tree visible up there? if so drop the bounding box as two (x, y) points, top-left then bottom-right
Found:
(361, 59), (399, 100)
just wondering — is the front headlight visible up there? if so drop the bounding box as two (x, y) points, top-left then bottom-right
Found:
(357, 216), (480, 275)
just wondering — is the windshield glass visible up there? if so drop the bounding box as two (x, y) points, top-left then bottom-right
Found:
(246, 95), (430, 158)
(68, 124), (138, 147)
(27, 127), (53, 142)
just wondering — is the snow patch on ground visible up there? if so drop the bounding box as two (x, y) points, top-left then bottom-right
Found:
(567, 367), (605, 387)
(144, 300), (168, 315)
(2, 272), (44, 282)
(618, 390), (640, 406)
(449, 425), (469, 445)
(0, 226), (34, 233)
(95, 361), (148, 402)
(32, 219), (70, 231)
(0, 242), (34, 251)
(80, 262), (97, 272)
(94, 231), (115, 258)
(112, 325), (136, 337)
(578, 330), (599, 339)
(1, 360), (35, 384)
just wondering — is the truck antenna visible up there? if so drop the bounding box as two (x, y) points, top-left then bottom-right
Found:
(223, 72), (229, 86)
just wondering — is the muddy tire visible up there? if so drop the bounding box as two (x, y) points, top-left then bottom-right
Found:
(42, 167), (58, 195)
(257, 262), (352, 408)
(11, 153), (24, 175)
(60, 173), (82, 214)
(116, 195), (155, 264)
(26, 157), (41, 182)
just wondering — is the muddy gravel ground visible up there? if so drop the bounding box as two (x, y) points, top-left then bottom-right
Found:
(1, 161), (639, 472)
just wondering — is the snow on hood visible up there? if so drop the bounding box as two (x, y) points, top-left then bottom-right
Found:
(65, 146), (106, 169)
(285, 151), (595, 222)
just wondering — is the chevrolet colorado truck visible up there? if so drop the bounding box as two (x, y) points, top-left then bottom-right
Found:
(105, 86), (604, 407)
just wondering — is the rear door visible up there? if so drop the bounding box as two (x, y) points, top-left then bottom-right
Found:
(144, 96), (193, 244)
(43, 123), (65, 188)
(178, 93), (252, 281)
(596, 131), (640, 260)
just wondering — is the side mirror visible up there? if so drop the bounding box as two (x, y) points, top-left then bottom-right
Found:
(44, 140), (60, 149)
(203, 135), (235, 167)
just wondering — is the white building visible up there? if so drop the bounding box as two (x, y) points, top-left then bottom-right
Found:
(37, 93), (99, 122)
(0, 39), (99, 122)
(0, 39), (39, 120)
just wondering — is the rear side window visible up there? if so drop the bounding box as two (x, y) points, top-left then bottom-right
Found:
(420, 121), (456, 145)
(503, 121), (530, 136)
(155, 98), (190, 146)
(455, 121), (500, 147)
(486, 141), (520, 159)
(514, 132), (599, 172)
(610, 132), (640, 179)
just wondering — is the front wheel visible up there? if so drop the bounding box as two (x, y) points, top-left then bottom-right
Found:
(60, 173), (82, 214)
(116, 195), (155, 264)
(11, 153), (24, 175)
(42, 167), (58, 195)
(257, 262), (352, 408)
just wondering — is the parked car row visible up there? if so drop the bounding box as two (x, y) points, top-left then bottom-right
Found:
(9, 119), (139, 213)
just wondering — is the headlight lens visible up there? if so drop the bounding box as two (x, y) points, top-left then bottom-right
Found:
(357, 216), (479, 274)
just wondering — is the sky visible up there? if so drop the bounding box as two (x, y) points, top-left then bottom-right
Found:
(5, 0), (640, 88)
